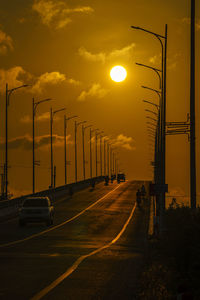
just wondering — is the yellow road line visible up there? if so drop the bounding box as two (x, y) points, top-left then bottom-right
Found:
(0, 183), (124, 248)
(30, 200), (136, 300)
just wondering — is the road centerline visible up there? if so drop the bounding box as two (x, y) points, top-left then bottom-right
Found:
(30, 201), (136, 300)
(0, 183), (125, 248)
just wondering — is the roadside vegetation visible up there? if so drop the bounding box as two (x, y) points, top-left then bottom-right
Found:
(139, 203), (200, 299)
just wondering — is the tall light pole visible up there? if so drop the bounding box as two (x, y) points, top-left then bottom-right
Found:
(74, 120), (86, 183)
(50, 107), (66, 188)
(131, 24), (168, 216)
(136, 62), (162, 89)
(33, 98), (52, 193)
(95, 130), (103, 177)
(64, 115), (77, 185)
(190, 0), (196, 209)
(143, 100), (160, 110)
(5, 83), (30, 199)
(103, 138), (107, 176)
(82, 125), (91, 180)
(107, 143), (110, 177)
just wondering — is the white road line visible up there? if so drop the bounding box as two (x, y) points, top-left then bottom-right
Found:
(30, 201), (136, 300)
(0, 183), (124, 248)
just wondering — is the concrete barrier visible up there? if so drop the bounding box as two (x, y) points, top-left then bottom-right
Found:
(0, 176), (104, 221)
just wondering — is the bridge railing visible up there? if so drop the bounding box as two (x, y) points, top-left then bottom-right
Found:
(0, 176), (104, 211)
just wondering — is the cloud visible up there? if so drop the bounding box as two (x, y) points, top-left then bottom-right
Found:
(111, 134), (135, 151)
(0, 66), (27, 94)
(0, 134), (73, 151)
(181, 17), (200, 31)
(32, 0), (94, 29)
(20, 111), (62, 124)
(78, 43), (135, 64)
(31, 71), (66, 93)
(78, 47), (106, 64)
(149, 52), (181, 70)
(0, 67), (79, 94)
(77, 83), (108, 101)
(0, 29), (13, 55)
(21, 112), (51, 124)
(148, 53), (162, 66)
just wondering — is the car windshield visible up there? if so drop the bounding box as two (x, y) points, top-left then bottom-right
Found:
(23, 198), (49, 207)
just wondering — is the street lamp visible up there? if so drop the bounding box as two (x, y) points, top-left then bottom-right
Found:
(131, 24), (168, 215)
(5, 83), (30, 199)
(145, 109), (158, 117)
(50, 107), (66, 188)
(146, 116), (158, 123)
(82, 124), (92, 180)
(136, 62), (162, 89)
(74, 120), (86, 183)
(94, 130), (103, 177)
(64, 115), (77, 185)
(32, 98), (52, 193)
(143, 100), (160, 111)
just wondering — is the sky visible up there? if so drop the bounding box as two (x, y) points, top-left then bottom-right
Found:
(0, 0), (199, 205)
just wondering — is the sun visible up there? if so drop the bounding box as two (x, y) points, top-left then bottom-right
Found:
(110, 65), (127, 82)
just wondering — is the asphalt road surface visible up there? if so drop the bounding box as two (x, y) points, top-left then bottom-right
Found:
(0, 180), (150, 300)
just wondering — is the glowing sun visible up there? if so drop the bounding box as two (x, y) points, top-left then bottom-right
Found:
(110, 65), (127, 82)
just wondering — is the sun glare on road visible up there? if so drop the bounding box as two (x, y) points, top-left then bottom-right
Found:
(110, 65), (127, 82)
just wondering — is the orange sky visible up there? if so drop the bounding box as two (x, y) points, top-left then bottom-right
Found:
(0, 0), (199, 205)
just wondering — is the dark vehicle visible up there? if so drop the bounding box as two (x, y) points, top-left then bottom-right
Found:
(19, 197), (54, 227)
(117, 173), (125, 183)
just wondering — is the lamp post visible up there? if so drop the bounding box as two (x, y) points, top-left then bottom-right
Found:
(74, 120), (86, 183)
(131, 24), (168, 219)
(50, 107), (66, 188)
(64, 115), (77, 185)
(143, 100), (160, 111)
(82, 125), (91, 180)
(190, 0), (196, 209)
(103, 137), (107, 176)
(5, 83), (30, 199)
(89, 128), (94, 179)
(33, 98), (52, 193)
(136, 62), (162, 89)
(95, 130), (103, 177)
(145, 109), (158, 117)
(107, 143), (110, 177)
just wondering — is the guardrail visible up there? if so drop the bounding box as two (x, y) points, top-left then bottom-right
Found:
(0, 176), (104, 211)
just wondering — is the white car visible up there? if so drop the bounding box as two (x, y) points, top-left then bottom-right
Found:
(19, 197), (54, 227)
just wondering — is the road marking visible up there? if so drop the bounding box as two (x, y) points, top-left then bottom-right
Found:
(0, 183), (125, 248)
(30, 201), (136, 300)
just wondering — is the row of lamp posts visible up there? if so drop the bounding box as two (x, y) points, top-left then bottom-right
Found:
(3, 87), (119, 199)
(131, 24), (168, 231)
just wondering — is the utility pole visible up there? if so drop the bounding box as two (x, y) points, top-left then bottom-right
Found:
(190, 0), (196, 209)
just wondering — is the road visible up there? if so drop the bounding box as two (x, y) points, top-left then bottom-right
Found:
(0, 180), (150, 300)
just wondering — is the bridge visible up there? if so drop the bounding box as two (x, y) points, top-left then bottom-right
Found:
(0, 180), (151, 300)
